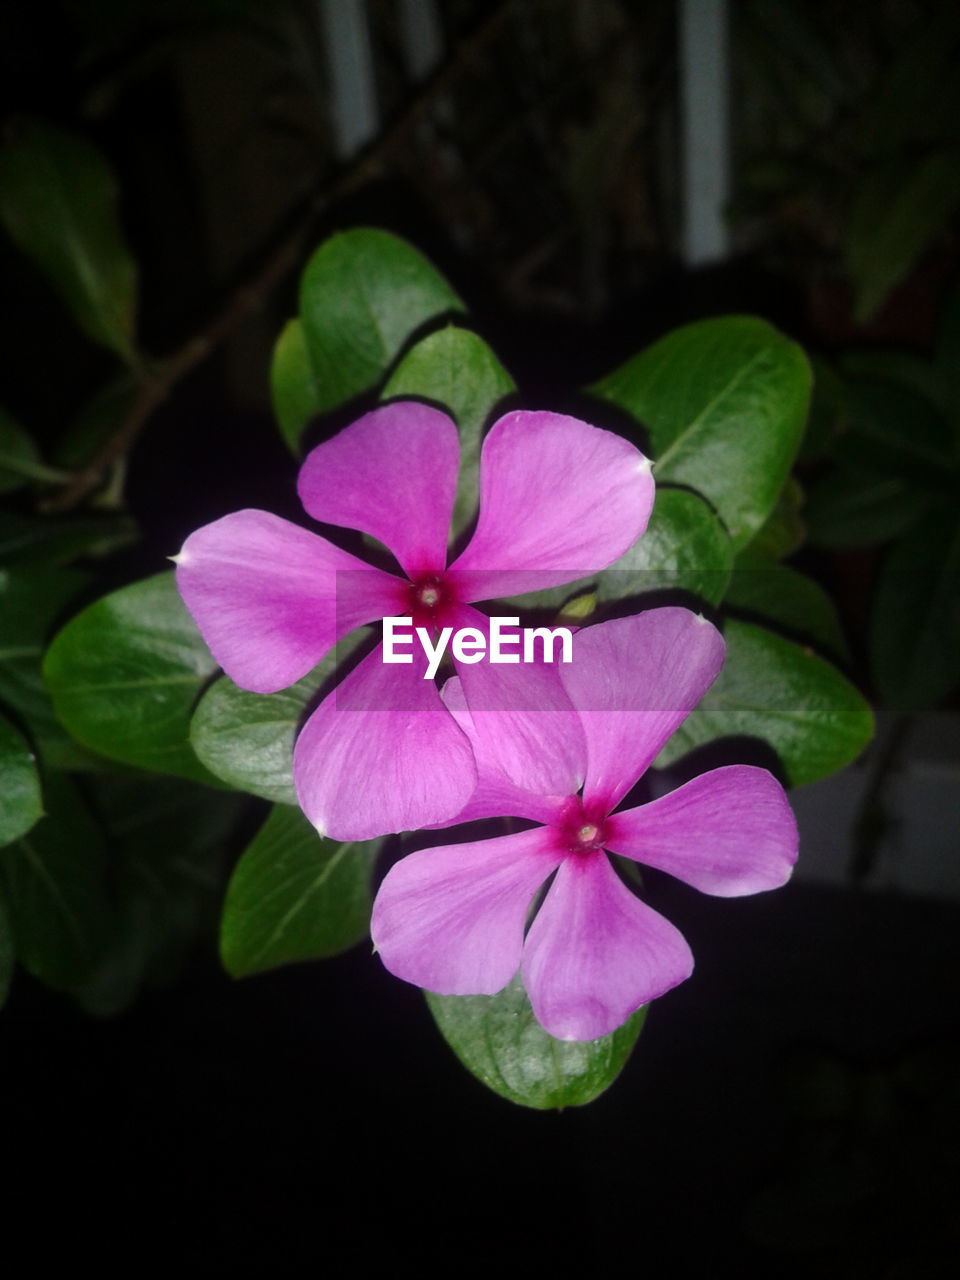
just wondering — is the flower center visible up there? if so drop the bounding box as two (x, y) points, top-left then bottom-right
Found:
(552, 797), (608, 856)
(407, 572), (453, 627)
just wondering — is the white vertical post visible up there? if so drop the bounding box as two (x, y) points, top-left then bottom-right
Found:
(679, 0), (731, 266)
(318, 0), (379, 159)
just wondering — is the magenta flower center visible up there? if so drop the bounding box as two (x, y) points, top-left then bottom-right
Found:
(553, 796), (609, 856)
(406, 571), (458, 628)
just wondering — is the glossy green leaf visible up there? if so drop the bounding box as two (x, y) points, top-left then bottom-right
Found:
(0, 406), (43, 493)
(0, 510), (139, 568)
(726, 553), (850, 663)
(427, 974), (646, 1110)
(0, 712), (43, 848)
(0, 773), (108, 989)
(0, 567), (93, 768)
(43, 572), (218, 782)
(221, 804), (381, 977)
(191, 632), (367, 802)
(656, 620), (874, 786)
(295, 228), (463, 445)
(592, 316), (811, 549)
(871, 509), (960, 709)
(845, 149), (960, 323)
(191, 677), (309, 804)
(0, 120), (138, 360)
(381, 325), (516, 539)
(596, 487), (733, 607)
(0, 885), (13, 1008)
(271, 318), (323, 454)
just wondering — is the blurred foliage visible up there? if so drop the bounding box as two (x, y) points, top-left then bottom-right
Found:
(803, 291), (960, 709)
(734, 0), (960, 324)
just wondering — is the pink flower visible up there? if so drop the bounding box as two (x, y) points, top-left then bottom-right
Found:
(370, 608), (798, 1042)
(175, 401), (654, 840)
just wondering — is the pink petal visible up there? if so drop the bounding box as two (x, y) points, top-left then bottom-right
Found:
(522, 852), (693, 1041)
(371, 826), (563, 995)
(604, 765), (798, 897)
(447, 409), (654, 601)
(297, 402), (459, 576)
(560, 609), (726, 813)
(293, 641), (477, 841)
(438, 677), (570, 825)
(175, 509), (402, 693)
(444, 603), (586, 808)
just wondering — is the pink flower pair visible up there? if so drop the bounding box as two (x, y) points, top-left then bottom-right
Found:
(176, 400), (797, 1041)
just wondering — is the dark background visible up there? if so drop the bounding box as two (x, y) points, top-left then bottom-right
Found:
(2, 2), (958, 1274)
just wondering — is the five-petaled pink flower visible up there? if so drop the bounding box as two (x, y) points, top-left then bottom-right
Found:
(175, 401), (654, 840)
(371, 608), (798, 1042)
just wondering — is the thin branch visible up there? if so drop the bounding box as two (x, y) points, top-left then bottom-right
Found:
(46, 0), (515, 513)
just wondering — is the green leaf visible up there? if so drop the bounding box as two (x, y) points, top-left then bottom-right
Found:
(0, 884), (13, 1008)
(191, 677), (309, 804)
(871, 509), (960, 709)
(591, 316), (811, 549)
(190, 632), (368, 802)
(596, 487), (733, 607)
(845, 149), (960, 324)
(801, 356), (845, 462)
(0, 406), (43, 493)
(0, 712), (43, 848)
(742, 476), (806, 560)
(805, 468), (934, 548)
(0, 510), (139, 568)
(726, 553), (850, 663)
(656, 619), (874, 786)
(270, 318), (323, 454)
(220, 804), (381, 977)
(0, 120), (139, 361)
(52, 372), (140, 471)
(839, 378), (956, 478)
(840, 350), (949, 418)
(0, 773), (108, 989)
(426, 973), (646, 1110)
(71, 775), (245, 1016)
(0, 567), (94, 767)
(381, 325), (516, 539)
(295, 228), (463, 444)
(43, 572), (219, 782)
